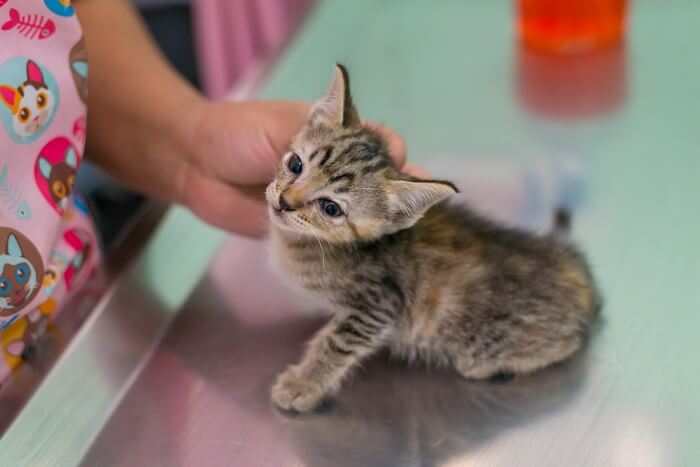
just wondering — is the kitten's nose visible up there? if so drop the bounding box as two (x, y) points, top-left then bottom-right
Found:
(278, 194), (295, 211)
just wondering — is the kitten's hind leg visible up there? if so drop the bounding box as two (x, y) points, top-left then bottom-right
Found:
(272, 311), (392, 412)
(454, 334), (583, 380)
(454, 357), (505, 380)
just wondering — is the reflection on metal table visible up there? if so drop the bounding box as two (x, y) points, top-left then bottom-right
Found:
(4, 0), (700, 466)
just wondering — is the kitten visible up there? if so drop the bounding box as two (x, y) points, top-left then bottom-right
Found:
(266, 65), (600, 412)
(0, 59), (56, 138)
(0, 233), (39, 316)
(38, 146), (78, 212)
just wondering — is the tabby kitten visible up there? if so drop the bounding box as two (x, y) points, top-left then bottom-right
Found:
(267, 65), (600, 412)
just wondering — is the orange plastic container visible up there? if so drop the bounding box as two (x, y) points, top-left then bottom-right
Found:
(516, 42), (627, 120)
(516, 0), (628, 54)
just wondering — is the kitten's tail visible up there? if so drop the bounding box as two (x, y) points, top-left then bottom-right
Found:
(551, 206), (572, 242)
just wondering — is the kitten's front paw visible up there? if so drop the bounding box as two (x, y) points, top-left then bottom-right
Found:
(271, 367), (325, 412)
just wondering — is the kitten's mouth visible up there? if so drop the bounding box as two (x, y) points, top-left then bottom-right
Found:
(11, 295), (25, 306)
(269, 206), (299, 233)
(269, 206), (287, 222)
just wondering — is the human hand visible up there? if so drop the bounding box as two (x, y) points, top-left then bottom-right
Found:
(180, 100), (423, 237)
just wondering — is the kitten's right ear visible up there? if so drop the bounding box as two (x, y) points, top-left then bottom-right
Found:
(26, 60), (45, 85)
(386, 179), (458, 228)
(0, 85), (19, 112)
(310, 64), (361, 128)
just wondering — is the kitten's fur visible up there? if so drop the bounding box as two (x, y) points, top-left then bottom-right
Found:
(266, 65), (600, 412)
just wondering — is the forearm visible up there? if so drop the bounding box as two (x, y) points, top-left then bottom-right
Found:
(74, 0), (202, 202)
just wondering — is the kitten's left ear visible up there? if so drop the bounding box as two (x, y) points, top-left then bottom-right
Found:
(310, 64), (361, 128)
(386, 179), (458, 228)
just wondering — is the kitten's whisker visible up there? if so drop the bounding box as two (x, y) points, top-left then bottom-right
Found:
(311, 230), (326, 274)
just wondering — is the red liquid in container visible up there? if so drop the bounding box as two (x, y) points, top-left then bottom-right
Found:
(516, 0), (628, 54)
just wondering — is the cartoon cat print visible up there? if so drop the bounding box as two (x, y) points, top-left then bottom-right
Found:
(0, 59), (55, 138)
(0, 233), (39, 317)
(38, 147), (78, 212)
(42, 251), (68, 297)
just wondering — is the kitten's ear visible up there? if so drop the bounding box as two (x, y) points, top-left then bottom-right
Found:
(0, 85), (18, 111)
(310, 64), (361, 128)
(7, 234), (23, 257)
(65, 148), (78, 168)
(26, 60), (45, 85)
(386, 179), (458, 228)
(38, 157), (52, 179)
(72, 60), (88, 79)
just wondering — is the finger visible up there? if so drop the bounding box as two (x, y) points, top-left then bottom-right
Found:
(362, 121), (406, 168)
(237, 184), (268, 202)
(248, 100), (311, 162)
(188, 181), (269, 238)
(272, 100), (311, 140)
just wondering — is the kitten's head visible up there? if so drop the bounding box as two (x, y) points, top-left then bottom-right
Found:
(266, 65), (457, 244)
(38, 146), (78, 211)
(0, 60), (56, 138)
(0, 234), (38, 313)
(0, 60), (56, 137)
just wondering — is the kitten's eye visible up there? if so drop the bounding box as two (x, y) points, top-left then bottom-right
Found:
(18, 107), (30, 123)
(15, 264), (29, 284)
(319, 199), (343, 217)
(52, 181), (66, 198)
(287, 153), (303, 175)
(37, 92), (46, 108)
(0, 278), (11, 296)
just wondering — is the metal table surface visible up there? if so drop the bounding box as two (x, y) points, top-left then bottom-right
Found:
(3, 0), (700, 466)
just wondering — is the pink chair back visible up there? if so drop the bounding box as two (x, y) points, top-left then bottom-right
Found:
(192, 0), (314, 99)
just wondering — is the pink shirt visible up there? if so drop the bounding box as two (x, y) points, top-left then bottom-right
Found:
(0, 0), (100, 381)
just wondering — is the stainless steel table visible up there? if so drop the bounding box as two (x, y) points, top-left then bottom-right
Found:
(3, 1), (699, 465)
